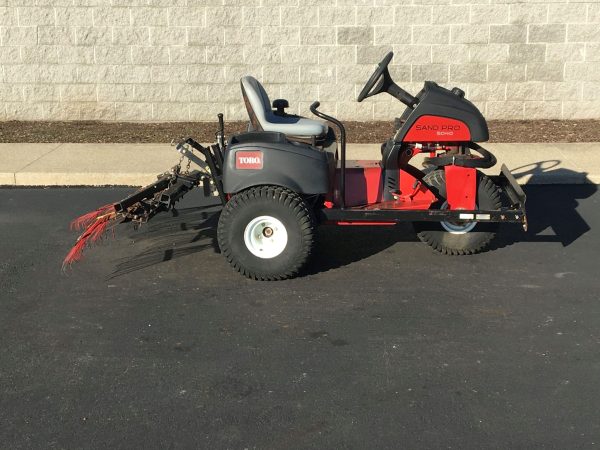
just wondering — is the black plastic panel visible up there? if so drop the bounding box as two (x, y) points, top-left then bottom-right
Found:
(394, 81), (489, 143)
(228, 131), (287, 146)
(223, 132), (334, 195)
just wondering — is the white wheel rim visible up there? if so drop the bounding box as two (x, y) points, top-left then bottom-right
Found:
(243, 215), (288, 259)
(440, 201), (477, 235)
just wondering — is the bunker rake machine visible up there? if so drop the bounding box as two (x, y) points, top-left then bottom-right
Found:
(64, 52), (527, 280)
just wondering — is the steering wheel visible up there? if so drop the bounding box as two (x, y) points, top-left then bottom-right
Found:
(357, 52), (394, 103)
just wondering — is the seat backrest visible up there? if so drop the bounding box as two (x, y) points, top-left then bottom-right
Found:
(241, 76), (272, 131)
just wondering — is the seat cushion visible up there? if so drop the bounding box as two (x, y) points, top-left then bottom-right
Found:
(262, 115), (328, 137)
(241, 76), (328, 138)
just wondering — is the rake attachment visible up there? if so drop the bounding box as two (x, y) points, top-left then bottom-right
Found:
(62, 137), (225, 269)
(63, 208), (117, 268)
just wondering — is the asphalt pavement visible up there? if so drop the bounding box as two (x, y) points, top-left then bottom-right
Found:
(1, 185), (599, 449)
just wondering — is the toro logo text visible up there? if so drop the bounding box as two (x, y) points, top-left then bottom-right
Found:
(235, 151), (263, 170)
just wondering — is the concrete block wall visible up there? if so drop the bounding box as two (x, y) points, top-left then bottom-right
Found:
(0, 0), (599, 122)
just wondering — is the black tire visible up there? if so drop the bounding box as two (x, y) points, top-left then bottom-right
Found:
(217, 186), (315, 280)
(414, 169), (502, 255)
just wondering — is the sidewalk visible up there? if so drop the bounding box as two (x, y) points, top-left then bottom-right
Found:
(1, 142), (598, 186)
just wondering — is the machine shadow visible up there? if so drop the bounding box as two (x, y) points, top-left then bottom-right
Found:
(109, 204), (419, 278)
(306, 223), (417, 275)
(493, 161), (596, 249)
(109, 204), (221, 278)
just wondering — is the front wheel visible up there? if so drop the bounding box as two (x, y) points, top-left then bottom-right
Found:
(217, 186), (315, 280)
(414, 169), (502, 255)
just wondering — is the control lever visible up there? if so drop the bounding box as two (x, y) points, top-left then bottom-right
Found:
(216, 113), (225, 149)
(310, 101), (346, 209)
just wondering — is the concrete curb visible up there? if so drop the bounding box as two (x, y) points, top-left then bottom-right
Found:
(1, 142), (598, 186)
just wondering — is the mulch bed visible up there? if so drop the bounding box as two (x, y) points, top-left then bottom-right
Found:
(0, 120), (598, 143)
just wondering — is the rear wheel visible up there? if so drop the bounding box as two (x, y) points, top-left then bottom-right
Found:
(217, 186), (315, 280)
(415, 169), (501, 255)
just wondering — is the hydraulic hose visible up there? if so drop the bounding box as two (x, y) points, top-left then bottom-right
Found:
(424, 143), (497, 169)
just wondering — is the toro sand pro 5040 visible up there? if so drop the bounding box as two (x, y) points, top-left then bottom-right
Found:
(64, 52), (527, 280)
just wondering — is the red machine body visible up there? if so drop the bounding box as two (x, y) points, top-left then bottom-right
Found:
(326, 152), (439, 226)
(444, 165), (477, 210)
(325, 135), (480, 223)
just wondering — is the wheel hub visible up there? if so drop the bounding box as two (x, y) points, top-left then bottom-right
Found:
(244, 216), (288, 259)
(440, 201), (477, 234)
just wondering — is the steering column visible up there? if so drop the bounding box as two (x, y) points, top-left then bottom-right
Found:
(357, 51), (418, 108)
